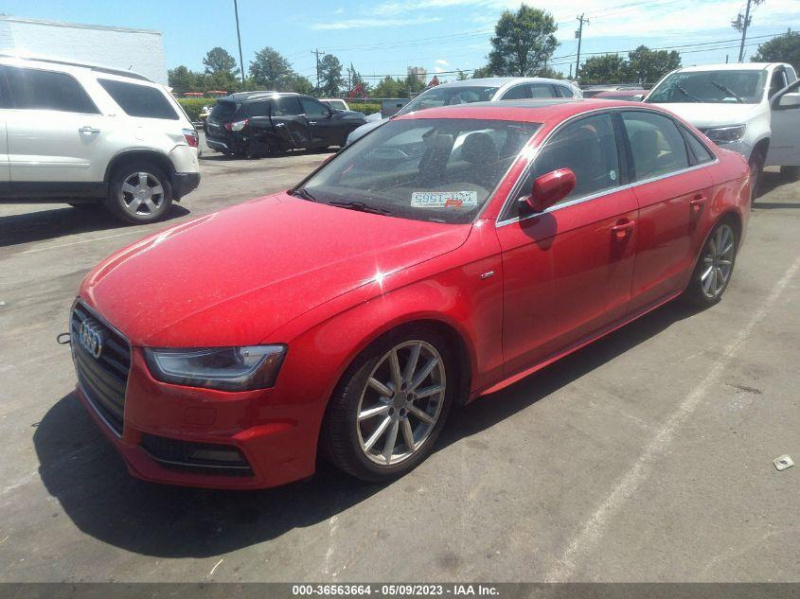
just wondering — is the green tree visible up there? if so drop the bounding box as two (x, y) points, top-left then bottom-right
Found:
(488, 5), (558, 77)
(471, 65), (493, 79)
(752, 29), (800, 74)
(536, 66), (565, 79)
(404, 74), (426, 95)
(319, 54), (344, 96)
(578, 54), (630, 85)
(249, 47), (294, 90)
(371, 76), (404, 98)
(627, 45), (681, 85)
(200, 70), (241, 94)
(287, 74), (315, 95)
(456, 69), (469, 81)
(203, 47), (239, 76)
(167, 65), (198, 95)
(346, 63), (370, 95)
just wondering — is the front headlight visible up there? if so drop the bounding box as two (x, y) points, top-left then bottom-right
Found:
(703, 124), (746, 144)
(144, 345), (286, 391)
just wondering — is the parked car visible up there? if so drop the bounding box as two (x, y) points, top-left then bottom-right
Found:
(582, 84), (645, 98)
(320, 98), (350, 111)
(346, 77), (583, 145)
(206, 91), (366, 157)
(592, 89), (646, 101)
(646, 63), (800, 193)
(0, 55), (200, 223)
(69, 99), (749, 489)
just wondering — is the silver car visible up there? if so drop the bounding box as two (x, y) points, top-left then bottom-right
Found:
(346, 77), (583, 145)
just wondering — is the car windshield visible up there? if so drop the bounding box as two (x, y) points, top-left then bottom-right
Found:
(297, 118), (539, 224)
(647, 70), (767, 104)
(397, 86), (500, 116)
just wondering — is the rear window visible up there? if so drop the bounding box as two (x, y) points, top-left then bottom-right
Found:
(210, 101), (239, 121)
(4, 66), (98, 114)
(98, 79), (179, 120)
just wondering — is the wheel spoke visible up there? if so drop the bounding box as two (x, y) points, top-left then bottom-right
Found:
(388, 350), (403, 390)
(401, 418), (416, 453)
(126, 197), (142, 211)
(143, 198), (157, 213)
(121, 183), (138, 195)
(708, 237), (717, 257)
(359, 404), (390, 422)
(414, 384), (444, 399)
(138, 172), (148, 188)
(151, 184), (164, 197)
(716, 266), (725, 291)
(403, 343), (421, 384)
(364, 416), (392, 451)
(721, 242), (734, 257)
(382, 419), (400, 463)
(718, 259), (733, 266)
(367, 377), (393, 398)
(410, 358), (438, 390)
(407, 404), (435, 425)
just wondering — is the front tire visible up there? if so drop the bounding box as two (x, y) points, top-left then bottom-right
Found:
(749, 149), (765, 204)
(683, 219), (738, 308)
(106, 163), (173, 224)
(321, 326), (456, 482)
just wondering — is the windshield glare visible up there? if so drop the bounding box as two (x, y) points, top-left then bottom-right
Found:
(398, 86), (500, 115)
(299, 118), (539, 224)
(647, 70), (767, 104)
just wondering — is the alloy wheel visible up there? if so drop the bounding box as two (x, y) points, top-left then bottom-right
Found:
(700, 224), (735, 299)
(120, 172), (165, 216)
(356, 340), (446, 466)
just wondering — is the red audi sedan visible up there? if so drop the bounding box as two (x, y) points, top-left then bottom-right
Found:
(70, 100), (750, 489)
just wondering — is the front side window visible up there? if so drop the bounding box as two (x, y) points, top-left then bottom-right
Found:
(397, 86), (499, 115)
(4, 66), (98, 114)
(98, 79), (178, 120)
(300, 97), (329, 118)
(508, 113), (620, 218)
(647, 70), (767, 104)
(622, 111), (690, 180)
(297, 118), (539, 224)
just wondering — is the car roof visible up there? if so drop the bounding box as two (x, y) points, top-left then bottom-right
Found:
(393, 98), (665, 123)
(0, 53), (151, 81)
(434, 77), (574, 89)
(676, 63), (779, 73)
(223, 91), (300, 102)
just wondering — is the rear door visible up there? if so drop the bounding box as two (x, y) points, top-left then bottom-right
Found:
(496, 111), (639, 373)
(620, 110), (715, 313)
(767, 79), (800, 167)
(5, 65), (109, 188)
(269, 96), (311, 148)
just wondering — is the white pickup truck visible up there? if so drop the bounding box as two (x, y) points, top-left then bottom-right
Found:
(646, 62), (800, 196)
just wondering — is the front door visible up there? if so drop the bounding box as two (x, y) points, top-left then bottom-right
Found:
(300, 96), (341, 147)
(496, 112), (639, 374)
(4, 65), (109, 189)
(767, 79), (800, 167)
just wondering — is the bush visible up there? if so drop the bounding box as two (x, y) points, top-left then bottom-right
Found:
(176, 98), (215, 122)
(346, 101), (381, 115)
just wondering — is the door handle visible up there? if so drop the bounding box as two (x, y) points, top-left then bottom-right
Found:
(79, 126), (101, 134)
(610, 220), (636, 239)
(308, 121), (317, 126)
(690, 195), (707, 213)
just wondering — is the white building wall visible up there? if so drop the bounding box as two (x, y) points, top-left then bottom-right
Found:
(0, 16), (167, 84)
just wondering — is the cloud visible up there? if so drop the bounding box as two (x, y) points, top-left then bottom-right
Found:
(310, 16), (443, 30)
(435, 58), (450, 66)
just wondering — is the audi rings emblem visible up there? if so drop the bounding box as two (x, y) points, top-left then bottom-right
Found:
(78, 318), (104, 359)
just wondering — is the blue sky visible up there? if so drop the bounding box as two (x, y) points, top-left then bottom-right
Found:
(4, 0), (800, 82)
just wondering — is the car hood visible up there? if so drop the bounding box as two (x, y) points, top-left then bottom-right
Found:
(80, 194), (470, 347)
(649, 101), (762, 128)
(346, 119), (388, 144)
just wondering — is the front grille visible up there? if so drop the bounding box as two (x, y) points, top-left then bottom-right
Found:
(140, 434), (254, 477)
(71, 301), (131, 436)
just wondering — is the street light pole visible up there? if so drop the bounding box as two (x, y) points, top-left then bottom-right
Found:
(233, 0), (246, 87)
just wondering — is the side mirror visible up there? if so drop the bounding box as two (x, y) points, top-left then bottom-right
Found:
(524, 168), (577, 212)
(776, 92), (800, 109)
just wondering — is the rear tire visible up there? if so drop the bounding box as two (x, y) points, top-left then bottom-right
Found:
(106, 163), (173, 224)
(682, 218), (738, 308)
(321, 325), (456, 482)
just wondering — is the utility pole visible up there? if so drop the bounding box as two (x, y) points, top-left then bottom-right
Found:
(312, 49), (325, 92)
(233, 0), (245, 86)
(575, 14), (589, 82)
(738, 0), (752, 62)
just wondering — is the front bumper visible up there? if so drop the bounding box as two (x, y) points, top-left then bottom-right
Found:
(75, 346), (325, 489)
(171, 172), (201, 200)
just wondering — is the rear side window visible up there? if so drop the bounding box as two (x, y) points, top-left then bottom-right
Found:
(681, 126), (715, 164)
(272, 97), (301, 116)
(621, 111), (690, 181)
(531, 84), (556, 98)
(501, 85), (532, 100)
(4, 66), (98, 114)
(98, 79), (178, 120)
(246, 101), (269, 117)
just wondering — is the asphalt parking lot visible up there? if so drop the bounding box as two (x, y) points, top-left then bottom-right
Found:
(1, 143), (799, 583)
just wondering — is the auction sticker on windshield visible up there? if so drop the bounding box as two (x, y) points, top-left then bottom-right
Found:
(411, 191), (478, 209)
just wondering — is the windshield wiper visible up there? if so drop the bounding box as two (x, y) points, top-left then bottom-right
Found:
(710, 80), (744, 103)
(329, 200), (393, 216)
(288, 187), (318, 202)
(675, 84), (702, 102)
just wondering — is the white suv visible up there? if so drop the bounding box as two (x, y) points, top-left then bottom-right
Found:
(0, 55), (200, 223)
(646, 63), (800, 194)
